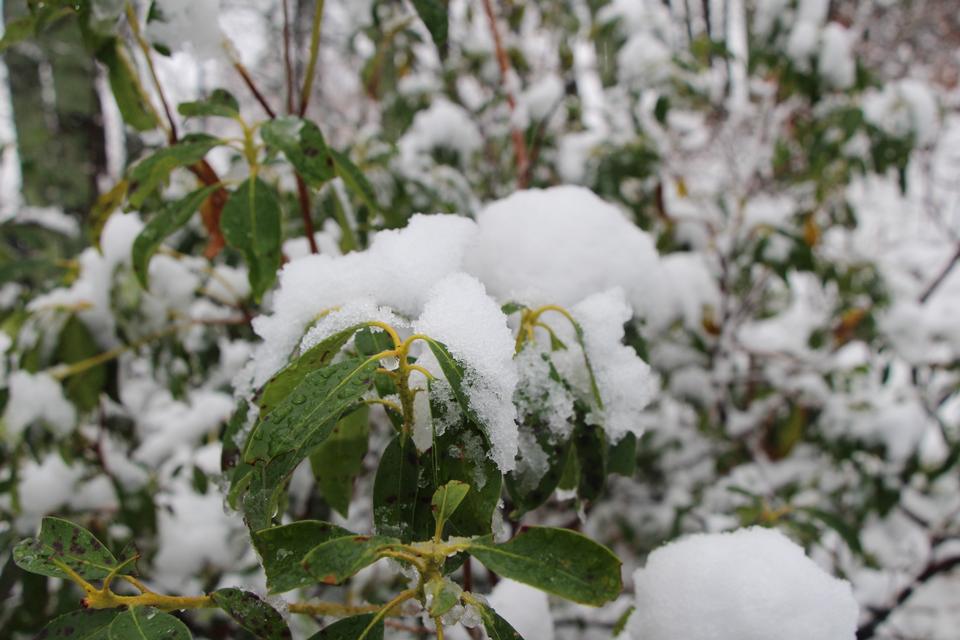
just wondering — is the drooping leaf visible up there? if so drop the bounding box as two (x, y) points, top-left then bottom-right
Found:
(421, 337), (478, 424)
(108, 608), (191, 640)
(425, 576), (461, 617)
(329, 149), (379, 213)
(0, 14), (37, 52)
(55, 315), (107, 412)
(126, 134), (220, 209)
(97, 42), (159, 132)
(308, 614), (383, 640)
(34, 608), (120, 639)
(131, 184), (219, 287)
(310, 406), (370, 517)
(255, 325), (365, 415)
(252, 521), (352, 594)
(410, 0), (448, 56)
(14, 517), (122, 581)
(505, 427), (572, 516)
(607, 432), (637, 477)
(220, 401), (250, 473)
(466, 527), (622, 606)
(302, 534), (400, 585)
(471, 599), (524, 640)
(177, 89), (240, 119)
(373, 435), (428, 542)
(243, 357), (378, 474)
(431, 480), (470, 529)
(211, 588), (291, 639)
(573, 420), (607, 502)
(221, 177), (283, 302)
(261, 117), (335, 187)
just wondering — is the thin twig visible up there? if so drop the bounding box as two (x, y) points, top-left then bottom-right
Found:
(857, 554), (960, 639)
(125, 2), (178, 143)
(296, 174), (319, 254)
(480, 0), (530, 187)
(299, 0), (327, 116)
(918, 244), (960, 303)
(234, 62), (277, 118)
(282, 0), (296, 114)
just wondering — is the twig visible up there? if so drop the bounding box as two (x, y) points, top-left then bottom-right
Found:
(282, 0), (296, 114)
(918, 244), (960, 303)
(856, 554), (960, 639)
(480, 0), (530, 187)
(296, 174), (319, 254)
(125, 2), (178, 143)
(234, 62), (278, 119)
(299, 0), (327, 116)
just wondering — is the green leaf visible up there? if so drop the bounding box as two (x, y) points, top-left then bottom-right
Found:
(310, 406), (370, 517)
(97, 42), (159, 132)
(425, 576), (461, 617)
(607, 432), (637, 477)
(178, 89), (240, 119)
(466, 527), (622, 605)
(55, 315), (106, 412)
(256, 325), (364, 415)
(573, 420), (607, 502)
(221, 177), (283, 302)
(569, 321), (604, 408)
(243, 357), (378, 472)
(212, 588), (291, 639)
(252, 521), (352, 594)
(432, 480), (470, 529)
(302, 534), (400, 585)
(471, 599), (524, 640)
(308, 614), (383, 640)
(411, 0), (448, 55)
(0, 15), (37, 52)
(35, 609), (120, 639)
(108, 608), (191, 640)
(330, 149), (379, 213)
(505, 428), (572, 516)
(374, 425), (501, 543)
(262, 117), (335, 188)
(14, 517), (121, 580)
(131, 184), (219, 287)
(797, 507), (864, 555)
(421, 337), (478, 424)
(127, 134), (220, 209)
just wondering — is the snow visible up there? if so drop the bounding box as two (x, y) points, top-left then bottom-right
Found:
(1, 453), (83, 532)
(629, 527), (859, 640)
(618, 33), (673, 87)
(248, 214), (477, 388)
(570, 288), (657, 442)
(819, 23), (856, 90)
(414, 274), (519, 471)
(862, 79), (939, 147)
(464, 186), (661, 312)
(2, 371), (76, 441)
(134, 389), (236, 466)
(399, 99), (483, 162)
(147, 0), (225, 61)
(487, 579), (555, 640)
(521, 74), (565, 121)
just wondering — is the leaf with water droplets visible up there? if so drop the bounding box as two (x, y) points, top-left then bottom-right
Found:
(14, 517), (126, 581)
(212, 588), (291, 639)
(108, 608), (191, 640)
(301, 534), (400, 585)
(35, 608), (119, 639)
(253, 520), (353, 593)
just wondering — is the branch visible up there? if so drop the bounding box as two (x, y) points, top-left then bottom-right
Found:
(282, 0), (296, 114)
(857, 555), (960, 639)
(234, 61), (278, 119)
(299, 0), (327, 116)
(918, 244), (960, 303)
(124, 2), (178, 143)
(296, 174), (319, 254)
(480, 0), (530, 187)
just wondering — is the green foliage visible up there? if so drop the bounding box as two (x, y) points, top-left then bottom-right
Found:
(177, 89), (240, 119)
(261, 117), (335, 187)
(307, 614), (383, 640)
(131, 184), (220, 287)
(108, 608), (190, 640)
(466, 527), (622, 605)
(302, 533), (400, 585)
(221, 176), (283, 301)
(34, 609), (119, 640)
(210, 588), (291, 640)
(253, 521), (352, 593)
(410, 0), (448, 56)
(126, 134), (221, 209)
(13, 517), (126, 581)
(55, 314), (107, 411)
(310, 406), (371, 517)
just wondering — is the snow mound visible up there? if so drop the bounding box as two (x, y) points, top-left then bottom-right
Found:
(629, 527), (858, 640)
